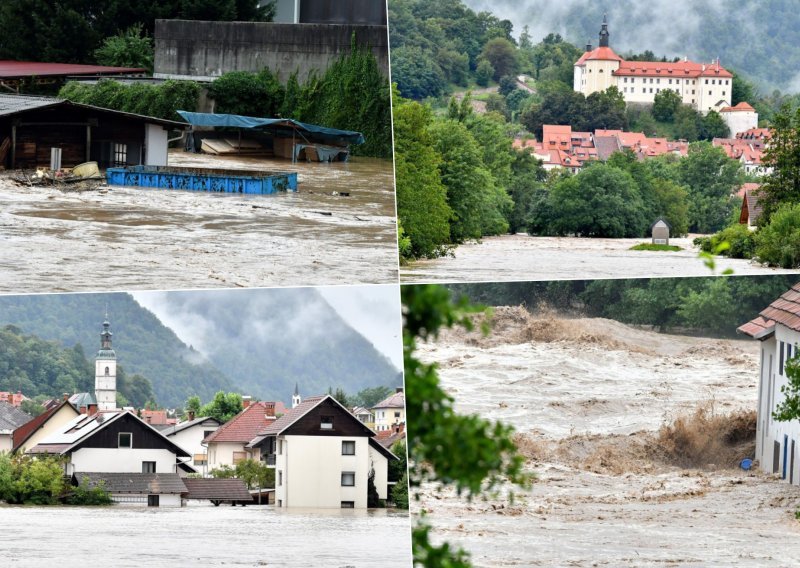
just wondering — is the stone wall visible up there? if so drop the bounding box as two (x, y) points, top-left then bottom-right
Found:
(154, 20), (389, 82)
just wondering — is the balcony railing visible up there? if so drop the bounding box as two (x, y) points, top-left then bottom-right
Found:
(265, 454), (276, 466)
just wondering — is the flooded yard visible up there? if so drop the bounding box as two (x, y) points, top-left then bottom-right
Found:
(414, 309), (800, 566)
(401, 234), (798, 283)
(1, 504), (411, 567)
(0, 151), (398, 293)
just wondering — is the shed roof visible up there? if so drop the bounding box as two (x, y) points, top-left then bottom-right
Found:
(0, 60), (144, 79)
(183, 478), (252, 500)
(72, 472), (187, 494)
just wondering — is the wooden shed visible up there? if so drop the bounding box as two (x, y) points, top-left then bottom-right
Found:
(0, 94), (186, 170)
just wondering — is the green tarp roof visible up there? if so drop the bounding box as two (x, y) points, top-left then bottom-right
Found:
(177, 111), (365, 145)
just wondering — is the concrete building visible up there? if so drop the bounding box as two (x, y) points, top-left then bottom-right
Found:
(739, 283), (800, 483)
(249, 395), (397, 508)
(574, 16), (732, 114)
(372, 389), (405, 433)
(269, 0), (387, 25)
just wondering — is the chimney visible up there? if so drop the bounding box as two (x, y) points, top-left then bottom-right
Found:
(188, 410), (195, 422)
(242, 396), (252, 409)
(585, 40), (592, 52)
(63, 393), (69, 401)
(264, 401), (275, 417)
(80, 405), (87, 414)
(88, 403), (97, 416)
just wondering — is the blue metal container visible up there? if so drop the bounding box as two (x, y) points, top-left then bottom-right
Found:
(106, 165), (297, 194)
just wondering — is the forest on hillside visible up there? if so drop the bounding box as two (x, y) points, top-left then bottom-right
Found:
(449, 275), (799, 338)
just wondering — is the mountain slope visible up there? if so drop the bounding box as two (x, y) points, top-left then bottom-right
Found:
(139, 288), (401, 403)
(0, 293), (235, 407)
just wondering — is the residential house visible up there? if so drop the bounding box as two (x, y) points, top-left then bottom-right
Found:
(12, 397), (80, 454)
(0, 401), (32, 452)
(713, 138), (770, 177)
(248, 395), (398, 508)
(739, 283), (800, 483)
(575, 16), (733, 113)
(161, 415), (222, 476)
(27, 409), (194, 479)
(203, 401), (278, 471)
(352, 406), (375, 430)
(738, 183), (763, 228)
(372, 389), (405, 433)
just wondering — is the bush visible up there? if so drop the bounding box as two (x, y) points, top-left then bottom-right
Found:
(695, 223), (757, 259)
(67, 477), (113, 505)
(755, 203), (800, 268)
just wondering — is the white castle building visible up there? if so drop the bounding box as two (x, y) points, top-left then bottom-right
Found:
(574, 16), (732, 114)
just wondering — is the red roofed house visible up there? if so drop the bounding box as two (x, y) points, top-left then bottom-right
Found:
(739, 282), (800, 483)
(575, 15), (732, 113)
(247, 394), (398, 508)
(203, 401), (278, 471)
(713, 138), (770, 177)
(0, 391), (26, 407)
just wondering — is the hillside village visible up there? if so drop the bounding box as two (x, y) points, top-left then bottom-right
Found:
(0, 317), (407, 508)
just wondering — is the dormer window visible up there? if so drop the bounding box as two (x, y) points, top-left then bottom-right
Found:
(118, 433), (132, 448)
(321, 416), (334, 430)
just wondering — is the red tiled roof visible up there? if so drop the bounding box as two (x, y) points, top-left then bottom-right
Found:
(575, 46), (624, 65)
(739, 283), (800, 337)
(203, 401), (278, 444)
(614, 60), (732, 78)
(737, 128), (771, 141)
(740, 186), (764, 224)
(720, 102), (756, 113)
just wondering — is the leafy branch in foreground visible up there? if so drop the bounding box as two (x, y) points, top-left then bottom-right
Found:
(403, 284), (532, 566)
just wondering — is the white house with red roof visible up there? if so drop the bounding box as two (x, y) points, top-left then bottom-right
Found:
(719, 102), (759, 137)
(575, 15), (732, 113)
(739, 283), (800, 483)
(203, 400), (278, 471)
(248, 394), (398, 508)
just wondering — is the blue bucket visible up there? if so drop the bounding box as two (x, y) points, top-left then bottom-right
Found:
(740, 458), (753, 470)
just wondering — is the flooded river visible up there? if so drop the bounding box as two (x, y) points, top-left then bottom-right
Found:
(415, 308), (800, 566)
(0, 151), (398, 293)
(1, 504), (411, 567)
(402, 234), (798, 283)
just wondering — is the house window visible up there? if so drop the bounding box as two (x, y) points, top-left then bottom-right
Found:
(193, 453), (207, 466)
(321, 416), (334, 430)
(780, 341), (785, 375)
(118, 432), (132, 448)
(232, 451), (247, 464)
(278, 439), (283, 455)
(705, 79), (708, 84)
(341, 501), (355, 508)
(113, 143), (127, 166)
(147, 495), (159, 507)
(342, 441), (356, 455)
(278, 470), (283, 486)
(142, 461), (156, 473)
(394, 411), (401, 419)
(341, 472), (355, 486)
(203, 430), (214, 439)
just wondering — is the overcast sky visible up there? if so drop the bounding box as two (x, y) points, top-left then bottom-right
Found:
(132, 284), (403, 371)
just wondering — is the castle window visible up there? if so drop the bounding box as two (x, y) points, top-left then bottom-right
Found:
(599, 69), (603, 73)
(722, 91), (726, 96)
(709, 90), (712, 95)
(649, 88), (653, 93)
(104, 366), (109, 376)
(657, 79), (660, 84)
(726, 80), (729, 85)
(669, 79), (672, 84)
(705, 79), (708, 84)
(643, 88), (646, 93)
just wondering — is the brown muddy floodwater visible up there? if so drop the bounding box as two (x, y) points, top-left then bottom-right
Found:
(1, 504), (411, 567)
(0, 151), (398, 293)
(415, 308), (800, 567)
(401, 234), (799, 283)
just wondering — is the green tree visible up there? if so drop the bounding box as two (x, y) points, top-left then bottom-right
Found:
(392, 46), (447, 99)
(480, 38), (518, 82)
(94, 23), (154, 72)
(393, 94), (452, 259)
(367, 468), (382, 507)
(759, 104), (800, 223)
(404, 285), (530, 566)
(185, 395), (202, 418)
(755, 202), (800, 268)
(207, 70), (285, 118)
(774, 354), (800, 422)
(20, 399), (44, 417)
(731, 70), (757, 106)
(700, 110), (730, 139)
(352, 386), (394, 409)
(234, 458), (274, 489)
(200, 391), (243, 423)
(475, 60), (494, 87)
(652, 89), (682, 122)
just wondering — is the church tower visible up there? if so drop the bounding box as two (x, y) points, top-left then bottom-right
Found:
(292, 383), (301, 408)
(95, 316), (117, 411)
(599, 13), (610, 47)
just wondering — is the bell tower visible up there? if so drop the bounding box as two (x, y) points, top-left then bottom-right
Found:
(599, 13), (610, 47)
(292, 383), (302, 408)
(95, 314), (117, 411)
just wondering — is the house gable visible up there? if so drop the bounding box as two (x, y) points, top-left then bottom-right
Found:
(70, 413), (190, 457)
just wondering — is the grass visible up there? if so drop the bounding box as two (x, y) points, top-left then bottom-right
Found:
(630, 243), (682, 252)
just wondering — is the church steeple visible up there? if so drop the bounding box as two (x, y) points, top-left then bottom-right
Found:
(292, 383), (301, 409)
(95, 314), (117, 411)
(599, 13), (610, 48)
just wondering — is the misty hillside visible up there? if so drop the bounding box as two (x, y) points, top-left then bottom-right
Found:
(0, 293), (236, 407)
(139, 288), (401, 403)
(463, 0), (800, 92)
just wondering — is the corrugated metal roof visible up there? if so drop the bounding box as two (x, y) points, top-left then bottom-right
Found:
(0, 401), (32, 431)
(0, 94), (63, 116)
(0, 60), (144, 79)
(73, 472), (187, 494)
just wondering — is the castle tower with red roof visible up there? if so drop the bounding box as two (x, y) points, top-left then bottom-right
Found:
(574, 16), (733, 114)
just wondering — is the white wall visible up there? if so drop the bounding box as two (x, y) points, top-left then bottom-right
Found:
(69, 447), (177, 476)
(169, 422), (220, 474)
(207, 441), (249, 471)
(18, 405), (79, 454)
(757, 326), (800, 484)
(368, 444), (389, 500)
(275, 435), (370, 508)
(722, 111), (758, 137)
(145, 124), (169, 167)
(0, 433), (12, 452)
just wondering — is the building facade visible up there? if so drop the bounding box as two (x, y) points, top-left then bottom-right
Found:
(574, 16), (732, 113)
